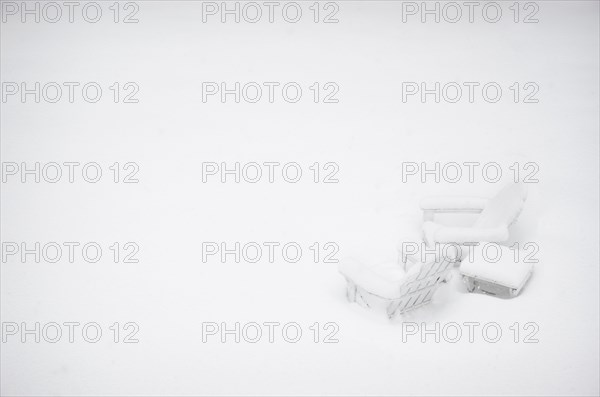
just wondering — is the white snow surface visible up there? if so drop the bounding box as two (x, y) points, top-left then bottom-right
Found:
(1, 1), (599, 396)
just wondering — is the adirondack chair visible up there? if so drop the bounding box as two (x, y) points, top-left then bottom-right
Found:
(419, 182), (528, 247)
(396, 182), (529, 279)
(339, 248), (457, 318)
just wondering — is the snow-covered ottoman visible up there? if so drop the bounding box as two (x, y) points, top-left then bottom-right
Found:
(459, 244), (534, 298)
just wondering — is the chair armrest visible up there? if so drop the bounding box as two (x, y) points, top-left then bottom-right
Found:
(424, 223), (509, 245)
(420, 196), (488, 211)
(420, 196), (488, 221)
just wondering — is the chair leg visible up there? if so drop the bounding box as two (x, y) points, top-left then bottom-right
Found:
(464, 276), (476, 292)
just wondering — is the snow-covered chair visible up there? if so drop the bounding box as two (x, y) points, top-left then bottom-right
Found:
(419, 182), (528, 247)
(339, 248), (457, 318)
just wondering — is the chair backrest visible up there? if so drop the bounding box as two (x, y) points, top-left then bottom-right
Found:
(474, 183), (528, 229)
(391, 254), (455, 315)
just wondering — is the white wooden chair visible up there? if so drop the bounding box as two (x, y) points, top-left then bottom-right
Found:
(339, 250), (456, 318)
(419, 182), (528, 247)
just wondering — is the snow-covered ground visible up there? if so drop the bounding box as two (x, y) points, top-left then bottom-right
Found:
(1, 1), (598, 395)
